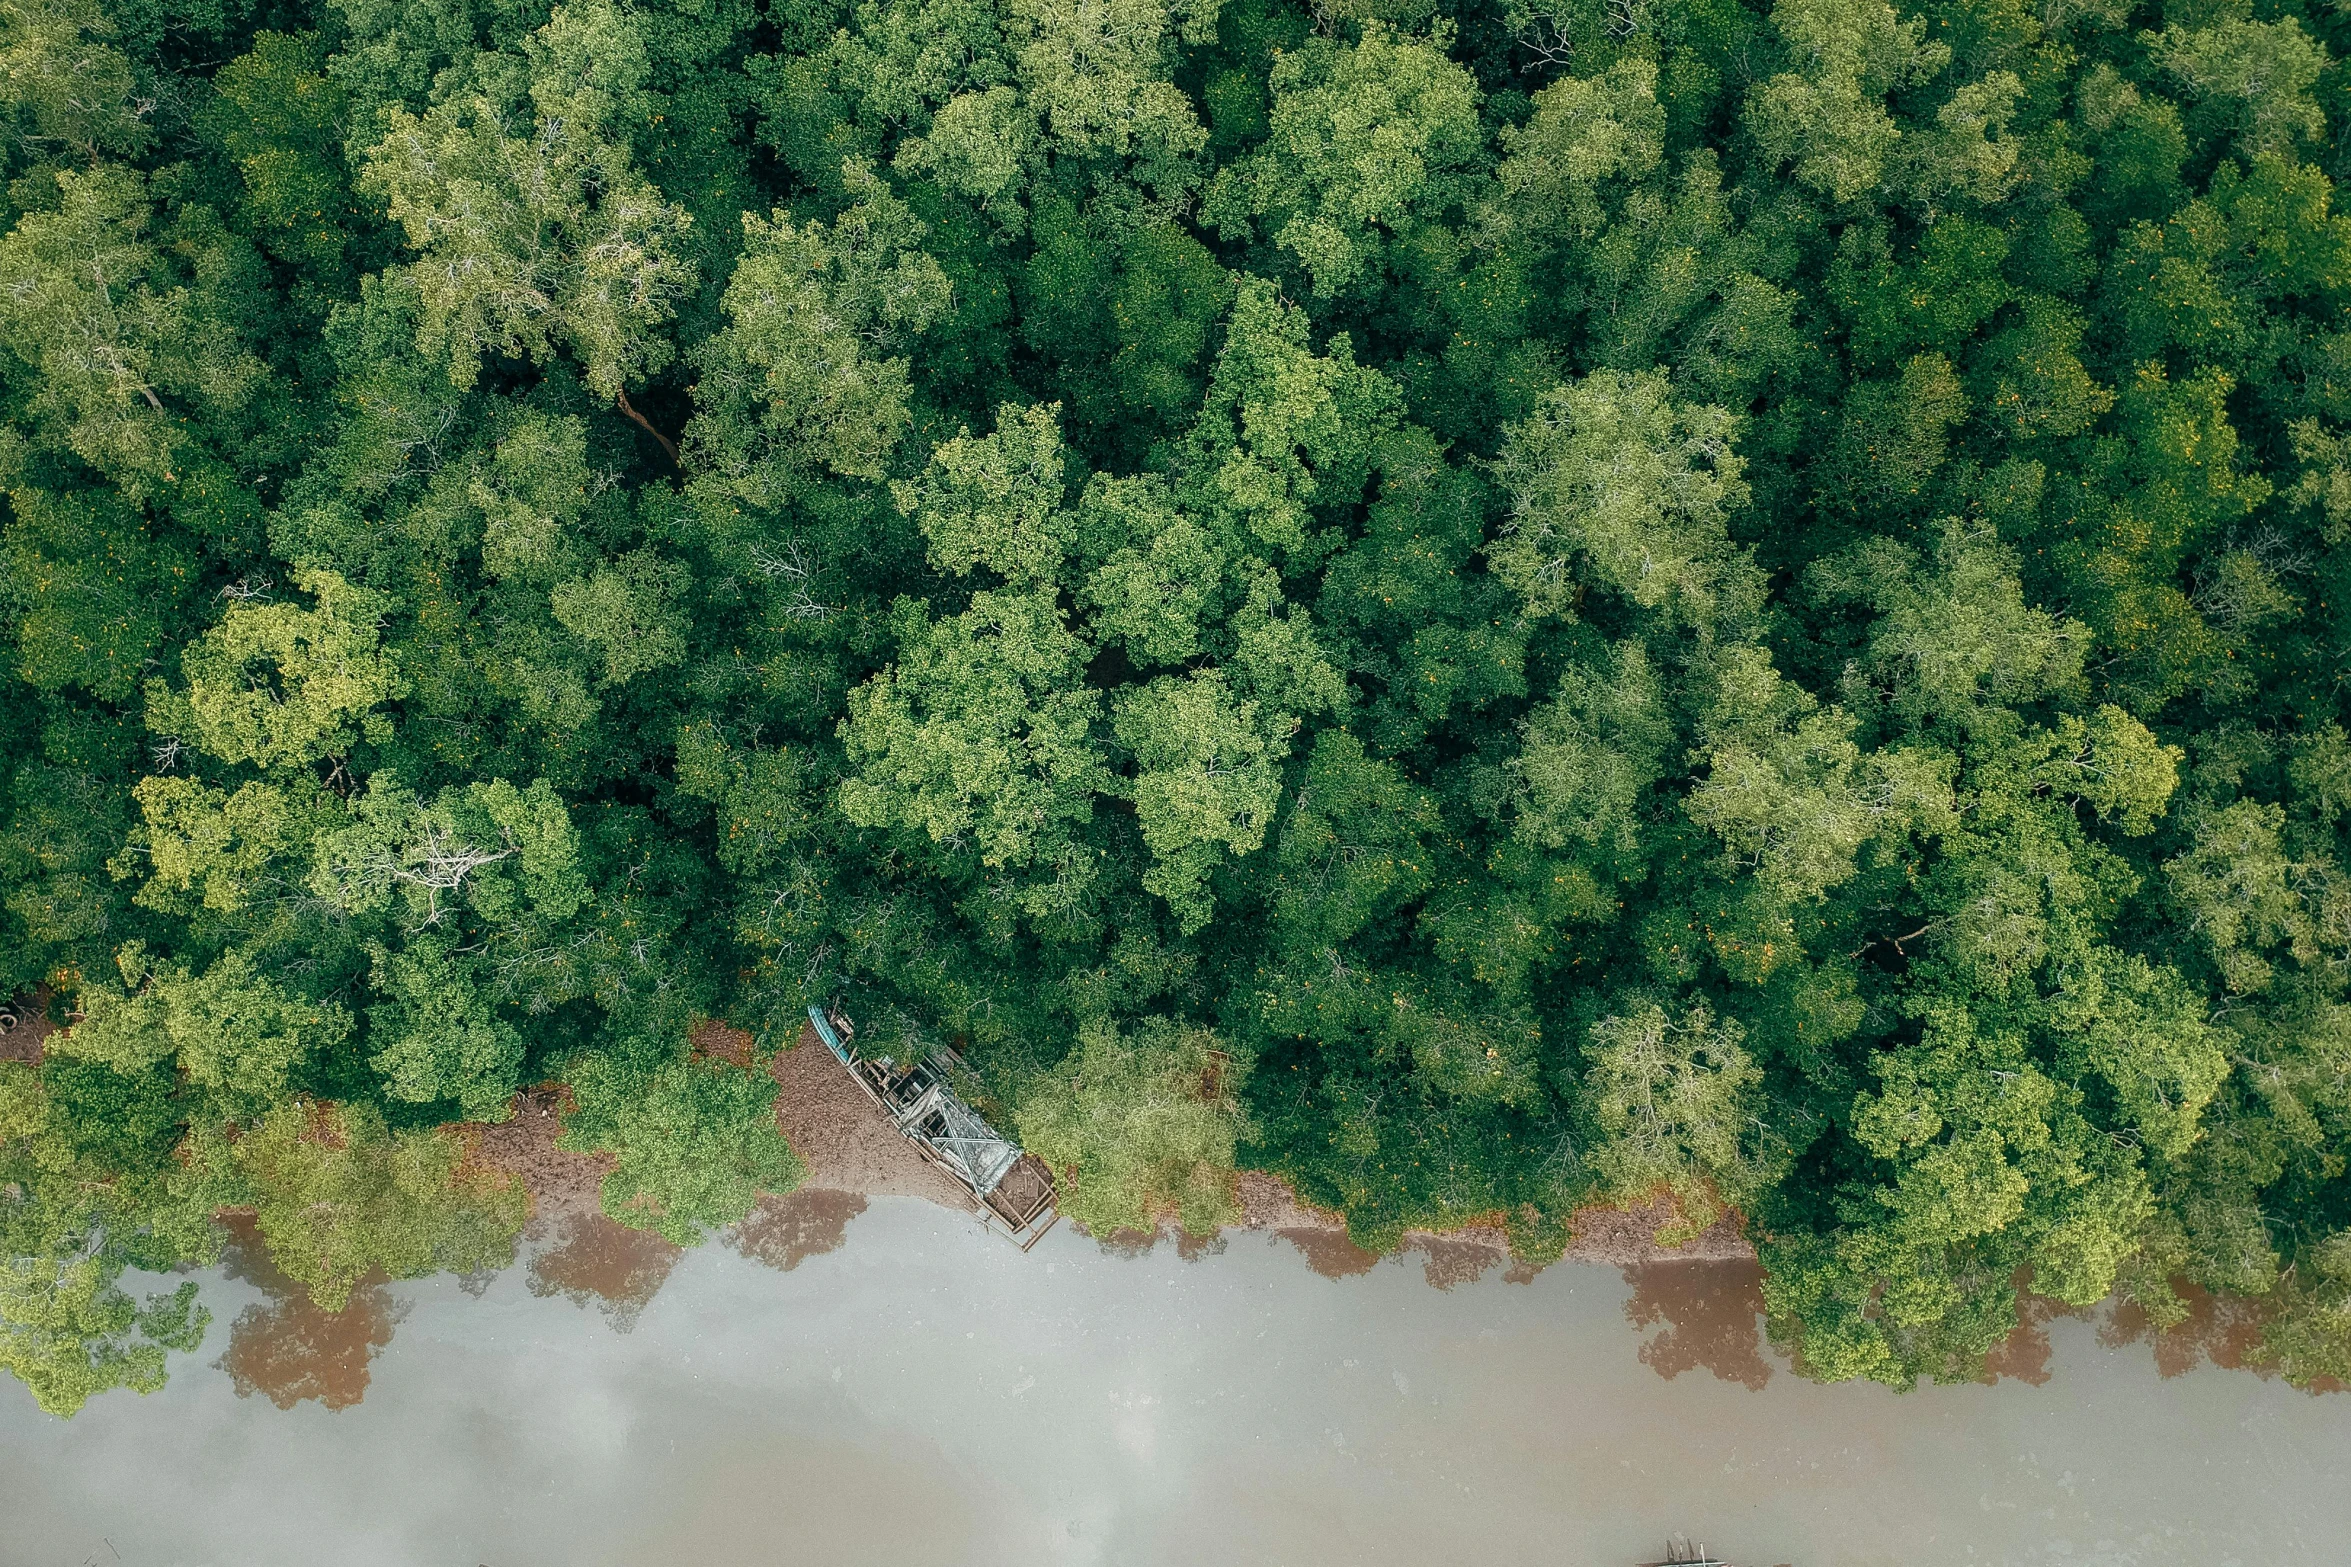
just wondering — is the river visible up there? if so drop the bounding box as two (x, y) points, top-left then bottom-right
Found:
(3, 1193), (2344, 1566)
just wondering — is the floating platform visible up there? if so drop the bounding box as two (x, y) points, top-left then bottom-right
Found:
(808, 1004), (1060, 1250)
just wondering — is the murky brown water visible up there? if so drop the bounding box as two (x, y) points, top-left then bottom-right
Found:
(1624, 1258), (1774, 1390)
(4, 1197), (2345, 1566)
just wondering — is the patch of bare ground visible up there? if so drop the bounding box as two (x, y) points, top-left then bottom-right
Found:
(1564, 1200), (1752, 1267)
(471, 1084), (611, 1225)
(689, 1017), (754, 1068)
(764, 1023), (972, 1208)
(0, 988), (54, 1065)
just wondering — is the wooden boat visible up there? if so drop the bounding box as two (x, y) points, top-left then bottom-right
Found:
(1641, 1540), (1736, 1567)
(807, 1004), (1060, 1250)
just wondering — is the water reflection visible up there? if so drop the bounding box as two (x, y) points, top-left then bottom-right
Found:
(9, 1196), (2347, 1567)
(2102, 1278), (2272, 1378)
(1407, 1235), (1508, 1291)
(729, 1188), (868, 1272)
(214, 1218), (407, 1412)
(1275, 1227), (1380, 1279)
(146, 1204), (2351, 1421)
(528, 1212), (685, 1333)
(1975, 1289), (2092, 1386)
(1088, 1225), (1229, 1261)
(1621, 1259), (1771, 1390)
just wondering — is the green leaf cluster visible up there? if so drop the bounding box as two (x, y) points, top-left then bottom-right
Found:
(9, 0), (2351, 1410)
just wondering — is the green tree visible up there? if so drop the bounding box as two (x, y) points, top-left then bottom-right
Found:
(685, 166), (952, 503)
(1013, 1016), (1249, 1237)
(1583, 998), (1780, 1241)
(1204, 24), (1483, 297)
(0, 169), (266, 493)
(357, 0), (696, 398)
(560, 1050), (804, 1244)
(225, 1100), (527, 1311)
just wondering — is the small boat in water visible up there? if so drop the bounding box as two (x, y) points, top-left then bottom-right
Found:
(807, 1003), (1061, 1249)
(1641, 1540), (1736, 1567)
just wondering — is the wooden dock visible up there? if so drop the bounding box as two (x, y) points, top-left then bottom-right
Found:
(807, 1005), (1060, 1249)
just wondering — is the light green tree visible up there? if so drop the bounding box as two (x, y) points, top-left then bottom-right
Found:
(357, 0), (695, 398)
(146, 567), (405, 773)
(1491, 369), (1748, 623)
(0, 168), (266, 493)
(1743, 0), (1949, 207)
(1584, 998), (1780, 1241)
(1204, 24), (1483, 296)
(1114, 669), (1285, 933)
(1014, 1016), (1249, 1237)
(224, 1100), (527, 1311)
(686, 166), (952, 503)
(840, 590), (1110, 906)
(0, 0), (152, 166)
(1512, 639), (1673, 856)
(894, 401), (1075, 583)
(60, 944), (348, 1119)
(560, 1051), (805, 1245)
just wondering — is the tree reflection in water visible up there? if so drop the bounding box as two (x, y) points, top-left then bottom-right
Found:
(527, 1212), (685, 1333)
(214, 1217), (406, 1412)
(728, 1188), (868, 1273)
(1621, 1259), (1771, 1390)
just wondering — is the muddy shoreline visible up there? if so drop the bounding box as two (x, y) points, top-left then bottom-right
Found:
(16, 989), (1747, 1276)
(471, 1023), (1754, 1284)
(58, 1020), (2300, 1416)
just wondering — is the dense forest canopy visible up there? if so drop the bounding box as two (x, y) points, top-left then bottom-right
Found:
(4, 0), (2350, 1416)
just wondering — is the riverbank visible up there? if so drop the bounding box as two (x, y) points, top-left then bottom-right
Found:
(10, 996), (1744, 1279)
(468, 1021), (1752, 1283)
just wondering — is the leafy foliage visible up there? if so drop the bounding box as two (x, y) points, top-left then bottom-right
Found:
(559, 1051), (806, 1245)
(8, 0), (2351, 1412)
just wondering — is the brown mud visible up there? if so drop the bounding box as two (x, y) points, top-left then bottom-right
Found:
(158, 1022), (2343, 1426)
(210, 1019), (1787, 1408)
(0, 987), (54, 1065)
(465, 1023), (1765, 1301)
(471, 1084), (611, 1224)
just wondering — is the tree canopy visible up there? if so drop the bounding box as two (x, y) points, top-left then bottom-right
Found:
(6, 0), (2351, 1412)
